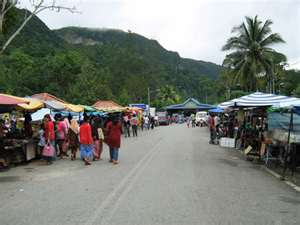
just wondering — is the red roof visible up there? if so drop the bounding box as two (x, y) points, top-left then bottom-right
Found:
(93, 100), (123, 108)
(31, 93), (67, 104)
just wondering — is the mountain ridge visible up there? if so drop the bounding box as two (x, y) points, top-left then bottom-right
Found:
(54, 26), (222, 79)
(0, 8), (223, 105)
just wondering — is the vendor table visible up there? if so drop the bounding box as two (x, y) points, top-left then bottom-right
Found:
(2, 139), (37, 164)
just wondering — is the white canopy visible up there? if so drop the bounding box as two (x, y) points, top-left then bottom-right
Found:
(31, 108), (51, 121)
(218, 92), (300, 109)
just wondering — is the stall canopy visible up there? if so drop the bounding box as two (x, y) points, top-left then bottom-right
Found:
(0, 94), (29, 105)
(44, 100), (66, 111)
(93, 100), (125, 112)
(79, 105), (97, 112)
(31, 92), (67, 103)
(0, 94), (30, 113)
(219, 92), (300, 108)
(18, 98), (44, 110)
(63, 103), (84, 113)
(31, 108), (51, 121)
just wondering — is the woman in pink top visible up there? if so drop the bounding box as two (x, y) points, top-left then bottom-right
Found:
(57, 115), (68, 159)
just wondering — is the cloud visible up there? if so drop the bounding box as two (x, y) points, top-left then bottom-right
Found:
(20, 0), (300, 66)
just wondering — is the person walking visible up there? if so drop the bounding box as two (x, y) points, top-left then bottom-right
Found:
(105, 117), (114, 162)
(106, 117), (122, 165)
(141, 116), (144, 131)
(191, 114), (196, 128)
(79, 116), (93, 165)
(131, 114), (138, 137)
(57, 115), (68, 159)
(43, 114), (55, 164)
(37, 123), (46, 158)
(208, 114), (216, 144)
(150, 116), (155, 129)
(68, 119), (79, 160)
(123, 114), (131, 137)
(186, 116), (190, 128)
(97, 119), (105, 160)
(92, 117), (102, 161)
(144, 116), (149, 130)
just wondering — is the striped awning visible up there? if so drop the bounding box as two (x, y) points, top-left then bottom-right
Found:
(218, 92), (300, 108)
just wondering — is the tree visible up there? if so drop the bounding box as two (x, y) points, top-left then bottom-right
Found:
(0, 0), (77, 54)
(158, 85), (181, 107)
(66, 60), (113, 105)
(118, 88), (130, 106)
(222, 16), (286, 93)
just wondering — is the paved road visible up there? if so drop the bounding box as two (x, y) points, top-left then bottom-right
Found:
(0, 124), (299, 225)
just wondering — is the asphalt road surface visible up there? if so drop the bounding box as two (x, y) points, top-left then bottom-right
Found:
(0, 124), (299, 225)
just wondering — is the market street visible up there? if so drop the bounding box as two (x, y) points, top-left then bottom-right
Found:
(0, 125), (299, 225)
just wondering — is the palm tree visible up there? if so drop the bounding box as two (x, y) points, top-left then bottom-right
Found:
(222, 16), (286, 93)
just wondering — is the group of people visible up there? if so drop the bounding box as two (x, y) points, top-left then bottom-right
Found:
(40, 113), (122, 166)
(122, 113), (156, 138)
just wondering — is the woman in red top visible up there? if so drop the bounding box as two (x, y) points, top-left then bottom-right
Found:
(79, 116), (93, 165)
(106, 116), (122, 164)
(43, 114), (55, 164)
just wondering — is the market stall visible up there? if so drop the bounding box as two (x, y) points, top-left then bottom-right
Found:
(267, 105), (300, 177)
(218, 92), (300, 165)
(0, 94), (35, 169)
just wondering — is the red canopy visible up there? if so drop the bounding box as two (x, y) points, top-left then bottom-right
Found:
(0, 94), (29, 105)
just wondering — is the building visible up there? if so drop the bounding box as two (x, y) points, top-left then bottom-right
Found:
(166, 98), (214, 115)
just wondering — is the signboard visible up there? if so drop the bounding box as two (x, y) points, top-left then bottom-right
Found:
(129, 104), (148, 110)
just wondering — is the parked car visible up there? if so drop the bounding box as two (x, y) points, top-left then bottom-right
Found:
(157, 112), (169, 125)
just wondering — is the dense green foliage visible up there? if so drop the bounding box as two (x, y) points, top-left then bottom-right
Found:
(0, 10), (299, 109)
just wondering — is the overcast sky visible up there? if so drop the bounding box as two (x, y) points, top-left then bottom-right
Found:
(22, 0), (300, 67)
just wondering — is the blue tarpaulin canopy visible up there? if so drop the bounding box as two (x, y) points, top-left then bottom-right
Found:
(293, 106), (300, 115)
(208, 107), (224, 113)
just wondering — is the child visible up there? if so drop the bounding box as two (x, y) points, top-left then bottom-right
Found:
(38, 124), (46, 157)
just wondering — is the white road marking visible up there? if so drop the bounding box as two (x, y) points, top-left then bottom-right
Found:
(84, 137), (163, 225)
(264, 167), (300, 192)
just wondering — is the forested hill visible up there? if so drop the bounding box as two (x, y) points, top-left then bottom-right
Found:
(0, 8), (223, 106)
(54, 27), (221, 79)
